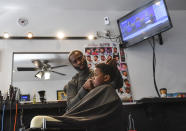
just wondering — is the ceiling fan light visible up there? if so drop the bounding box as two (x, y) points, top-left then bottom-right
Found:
(35, 71), (44, 79)
(44, 71), (50, 80)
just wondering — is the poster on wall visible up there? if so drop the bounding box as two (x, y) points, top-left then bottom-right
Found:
(85, 43), (133, 102)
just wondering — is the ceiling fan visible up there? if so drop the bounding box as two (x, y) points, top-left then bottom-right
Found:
(17, 60), (68, 79)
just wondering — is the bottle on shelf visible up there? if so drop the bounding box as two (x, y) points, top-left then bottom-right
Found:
(33, 93), (36, 104)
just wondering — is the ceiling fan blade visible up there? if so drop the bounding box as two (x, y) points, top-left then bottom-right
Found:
(51, 71), (66, 76)
(17, 67), (38, 71)
(51, 65), (68, 69)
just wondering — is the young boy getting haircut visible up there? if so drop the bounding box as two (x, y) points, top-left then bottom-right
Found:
(92, 63), (116, 88)
(29, 63), (123, 131)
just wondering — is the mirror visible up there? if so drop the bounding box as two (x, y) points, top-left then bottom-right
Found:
(11, 52), (77, 101)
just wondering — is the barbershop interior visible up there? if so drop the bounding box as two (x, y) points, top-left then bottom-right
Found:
(0, 0), (186, 131)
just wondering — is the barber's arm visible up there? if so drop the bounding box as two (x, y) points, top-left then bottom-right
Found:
(66, 77), (94, 110)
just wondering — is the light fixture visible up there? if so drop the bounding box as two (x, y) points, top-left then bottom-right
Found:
(35, 71), (44, 79)
(44, 71), (51, 80)
(57, 32), (65, 39)
(27, 32), (33, 38)
(88, 34), (94, 40)
(0, 32), (97, 40)
(3, 32), (9, 38)
(32, 60), (40, 67)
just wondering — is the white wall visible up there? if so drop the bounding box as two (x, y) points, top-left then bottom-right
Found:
(125, 10), (186, 99)
(0, 6), (186, 101)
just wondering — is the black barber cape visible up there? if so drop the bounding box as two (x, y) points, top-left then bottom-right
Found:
(52, 84), (124, 131)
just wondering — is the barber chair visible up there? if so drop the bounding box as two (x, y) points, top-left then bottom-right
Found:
(28, 118), (87, 131)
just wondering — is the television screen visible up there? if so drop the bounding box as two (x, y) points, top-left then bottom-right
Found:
(117, 0), (172, 48)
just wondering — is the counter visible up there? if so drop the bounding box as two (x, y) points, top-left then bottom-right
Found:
(1, 98), (186, 131)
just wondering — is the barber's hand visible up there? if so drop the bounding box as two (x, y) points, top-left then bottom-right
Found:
(83, 79), (94, 91)
(106, 58), (117, 68)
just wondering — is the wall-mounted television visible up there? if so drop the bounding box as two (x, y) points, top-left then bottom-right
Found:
(117, 0), (172, 48)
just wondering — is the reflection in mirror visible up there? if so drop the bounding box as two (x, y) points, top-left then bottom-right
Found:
(12, 52), (77, 102)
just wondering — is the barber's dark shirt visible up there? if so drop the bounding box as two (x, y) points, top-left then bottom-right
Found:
(65, 68), (94, 110)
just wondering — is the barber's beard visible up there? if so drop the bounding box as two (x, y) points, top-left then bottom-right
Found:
(74, 60), (88, 72)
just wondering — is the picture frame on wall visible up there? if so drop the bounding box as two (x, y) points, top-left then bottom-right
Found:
(57, 90), (67, 100)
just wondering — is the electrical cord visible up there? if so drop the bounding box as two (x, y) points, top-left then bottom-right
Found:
(97, 32), (121, 43)
(97, 33), (120, 39)
(9, 101), (12, 131)
(1, 102), (6, 131)
(9, 93), (14, 131)
(150, 37), (161, 97)
(13, 102), (18, 131)
(108, 35), (121, 43)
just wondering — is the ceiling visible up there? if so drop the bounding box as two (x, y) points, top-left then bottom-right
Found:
(0, 0), (186, 11)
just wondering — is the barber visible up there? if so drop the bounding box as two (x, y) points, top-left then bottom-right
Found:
(65, 50), (123, 110)
(65, 50), (94, 110)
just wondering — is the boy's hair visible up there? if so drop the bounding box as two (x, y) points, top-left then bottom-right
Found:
(95, 63), (116, 82)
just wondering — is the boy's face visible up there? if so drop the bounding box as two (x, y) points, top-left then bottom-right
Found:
(86, 49), (91, 53)
(115, 56), (119, 61)
(123, 71), (127, 76)
(88, 64), (92, 68)
(125, 80), (129, 85)
(126, 88), (130, 93)
(107, 55), (112, 60)
(122, 64), (127, 69)
(114, 48), (117, 53)
(87, 56), (91, 61)
(100, 48), (104, 53)
(119, 88), (124, 93)
(94, 56), (98, 61)
(101, 56), (105, 61)
(92, 68), (106, 87)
